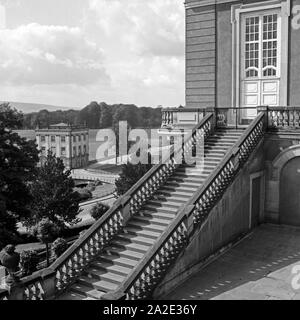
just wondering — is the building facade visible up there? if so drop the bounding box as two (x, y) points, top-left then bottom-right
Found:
(35, 123), (89, 169)
(160, 0), (300, 226)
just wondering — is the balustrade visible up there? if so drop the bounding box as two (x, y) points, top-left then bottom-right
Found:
(268, 107), (300, 129)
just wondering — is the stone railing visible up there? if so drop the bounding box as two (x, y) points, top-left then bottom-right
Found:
(114, 111), (266, 299)
(5, 113), (214, 300)
(161, 107), (206, 129)
(267, 106), (300, 129)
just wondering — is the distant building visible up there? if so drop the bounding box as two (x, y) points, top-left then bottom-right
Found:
(35, 123), (89, 169)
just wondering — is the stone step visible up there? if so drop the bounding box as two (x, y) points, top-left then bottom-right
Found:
(133, 214), (171, 227)
(128, 219), (167, 233)
(178, 165), (214, 172)
(147, 199), (183, 209)
(99, 253), (139, 269)
(204, 154), (224, 159)
(106, 247), (144, 261)
(144, 203), (179, 214)
(152, 193), (188, 204)
(207, 140), (237, 145)
(138, 210), (176, 221)
(86, 278), (119, 292)
(173, 172), (210, 179)
(166, 177), (206, 186)
(163, 184), (199, 194)
(116, 233), (157, 246)
(204, 145), (228, 152)
(125, 226), (161, 240)
(205, 141), (233, 147)
(89, 260), (133, 277)
(204, 151), (226, 157)
(159, 188), (193, 198)
(177, 168), (213, 176)
(112, 238), (151, 253)
(58, 291), (97, 300)
(214, 133), (243, 138)
(166, 180), (201, 189)
(69, 282), (106, 299)
(83, 269), (125, 285)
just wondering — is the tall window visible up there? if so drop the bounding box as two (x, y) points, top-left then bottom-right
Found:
(51, 135), (55, 143)
(61, 136), (66, 143)
(244, 13), (279, 79)
(61, 147), (66, 156)
(78, 146), (81, 155)
(73, 146), (76, 156)
(41, 135), (45, 143)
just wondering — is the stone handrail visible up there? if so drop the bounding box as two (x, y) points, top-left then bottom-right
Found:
(116, 112), (265, 299)
(9, 113), (214, 300)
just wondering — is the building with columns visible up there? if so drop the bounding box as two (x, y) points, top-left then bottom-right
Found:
(35, 123), (89, 169)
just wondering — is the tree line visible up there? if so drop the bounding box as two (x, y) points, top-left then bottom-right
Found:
(22, 101), (162, 129)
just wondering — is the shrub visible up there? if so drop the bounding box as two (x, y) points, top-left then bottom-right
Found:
(90, 202), (110, 221)
(31, 218), (60, 267)
(74, 188), (92, 201)
(51, 238), (68, 258)
(20, 250), (39, 276)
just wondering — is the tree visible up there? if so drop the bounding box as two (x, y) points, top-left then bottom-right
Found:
(32, 218), (59, 266)
(26, 151), (81, 229)
(90, 202), (110, 221)
(20, 250), (39, 276)
(115, 162), (152, 196)
(0, 103), (39, 248)
(51, 238), (68, 259)
(99, 103), (112, 128)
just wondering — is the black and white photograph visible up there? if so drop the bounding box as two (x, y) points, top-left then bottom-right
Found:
(1, 0), (300, 310)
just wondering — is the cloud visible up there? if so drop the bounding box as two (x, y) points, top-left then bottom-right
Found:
(0, 0), (185, 108)
(0, 23), (110, 86)
(85, 0), (185, 57)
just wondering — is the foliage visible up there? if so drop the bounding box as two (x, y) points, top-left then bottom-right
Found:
(26, 151), (81, 228)
(22, 102), (162, 130)
(19, 250), (39, 276)
(51, 238), (68, 258)
(74, 187), (92, 201)
(31, 218), (60, 267)
(32, 218), (60, 244)
(115, 161), (152, 196)
(90, 202), (110, 221)
(0, 103), (39, 248)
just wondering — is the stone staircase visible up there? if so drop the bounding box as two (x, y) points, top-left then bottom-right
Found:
(58, 128), (245, 300)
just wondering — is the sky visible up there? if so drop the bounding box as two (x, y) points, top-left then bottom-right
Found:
(0, 0), (185, 109)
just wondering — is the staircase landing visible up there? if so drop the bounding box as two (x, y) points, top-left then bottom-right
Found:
(164, 224), (300, 300)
